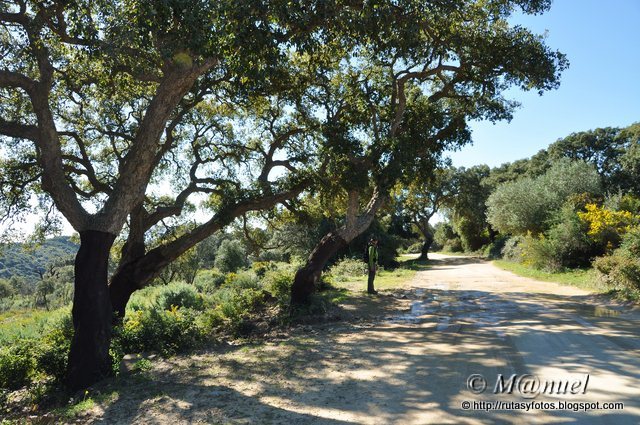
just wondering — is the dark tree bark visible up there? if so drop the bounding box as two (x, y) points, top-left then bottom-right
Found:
(290, 232), (348, 305)
(67, 230), (116, 391)
(109, 250), (168, 318)
(418, 229), (434, 261)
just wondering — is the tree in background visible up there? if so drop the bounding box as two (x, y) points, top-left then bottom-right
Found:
(289, 0), (567, 304)
(447, 165), (493, 252)
(619, 123), (640, 195)
(398, 167), (458, 259)
(486, 160), (602, 236)
(546, 127), (630, 192)
(433, 222), (463, 253)
(214, 239), (249, 273)
(486, 123), (640, 193)
(0, 279), (13, 299)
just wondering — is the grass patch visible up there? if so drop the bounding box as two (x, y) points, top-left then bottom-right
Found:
(0, 307), (69, 346)
(55, 390), (119, 419)
(493, 260), (601, 292)
(322, 288), (351, 304)
(329, 256), (428, 293)
(331, 268), (417, 292)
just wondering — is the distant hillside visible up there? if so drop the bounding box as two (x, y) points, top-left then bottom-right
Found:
(0, 236), (78, 279)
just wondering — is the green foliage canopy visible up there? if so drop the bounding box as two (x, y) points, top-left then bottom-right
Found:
(486, 159), (602, 235)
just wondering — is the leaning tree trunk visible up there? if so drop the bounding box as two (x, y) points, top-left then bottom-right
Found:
(418, 229), (434, 261)
(290, 188), (386, 306)
(290, 232), (348, 304)
(67, 230), (116, 391)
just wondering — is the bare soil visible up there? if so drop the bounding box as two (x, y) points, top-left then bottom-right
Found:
(73, 254), (640, 424)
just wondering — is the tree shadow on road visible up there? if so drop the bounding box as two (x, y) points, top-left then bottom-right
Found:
(88, 284), (640, 424)
(84, 254), (640, 425)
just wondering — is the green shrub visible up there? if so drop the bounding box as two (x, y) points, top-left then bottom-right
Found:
(224, 270), (261, 290)
(193, 269), (226, 293)
(520, 234), (562, 272)
(0, 308), (74, 391)
(252, 261), (277, 277)
(126, 288), (152, 312)
(434, 223), (457, 248)
(501, 236), (524, 262)
(512, 204), (596, 271)
(214, 240), (249, 273)
(0, 279), (14, 299)
(593, 228), (640, 299)
(127, 281), (206, 312)
(156, 282), (205, 311)
(34, 311), (73, 383)
(619, 226), (640, 256)
(455, 216), (489, 252)
(263, 269), (294, 303)
(546, 205), (594, 268)
(0, 341), (34, 390)
(209, 286), (266, 333)
(119, 306), (206, 355)
(593, 253), (640, 298)
(483, 236), (507, 259)
(442, 238), (463, 253)
(329, 258), (366, 281)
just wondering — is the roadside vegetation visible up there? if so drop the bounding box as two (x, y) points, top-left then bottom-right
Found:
(0, 234), (422, 417)
(429, 123), (640, 301)
(492, 260), (599, 292)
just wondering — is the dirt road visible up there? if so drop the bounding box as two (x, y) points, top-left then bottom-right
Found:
(87, 254), (640, 424)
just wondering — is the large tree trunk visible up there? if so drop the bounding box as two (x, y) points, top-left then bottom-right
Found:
(67, 230), (116, 391)
(109, 250), (167, 318)
(290, 232), (348, 304)
(418, 229), (434, 260)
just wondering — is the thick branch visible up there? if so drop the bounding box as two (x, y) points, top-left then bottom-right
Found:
(0, 70), (36, 94)
(111, 181), (308, 290)
(390, 63), (461, 136)
(0, 119), (39, 140)
(96, 59), (218, 233)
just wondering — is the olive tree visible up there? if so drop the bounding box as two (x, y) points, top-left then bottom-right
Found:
(486, 160), (602, 235)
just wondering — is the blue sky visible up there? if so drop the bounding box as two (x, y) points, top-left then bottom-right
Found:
(448, 0), (640, 168)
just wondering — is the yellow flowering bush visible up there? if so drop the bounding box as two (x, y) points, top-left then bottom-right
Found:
(577, 203), (639, 250)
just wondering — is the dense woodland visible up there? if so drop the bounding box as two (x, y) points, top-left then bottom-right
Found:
(2, 0), (633, 418)
(0, 236), (76, 279)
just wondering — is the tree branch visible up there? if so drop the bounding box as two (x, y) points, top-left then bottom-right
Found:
(0, 119), (39, 140)
(97, 58), (218, 233)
